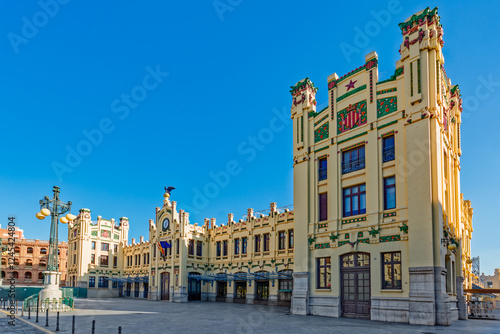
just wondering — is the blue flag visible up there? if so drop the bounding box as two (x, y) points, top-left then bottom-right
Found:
(160, 241), (171, 249)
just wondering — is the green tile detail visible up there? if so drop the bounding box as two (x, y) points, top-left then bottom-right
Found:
(114, 234), (119, 240)
(399, 223), (408, 234)
(383, 211), (397, 218)
(336, 84), (367, 103)
(314, 146), (329, 153)
(314, 114), (329, 127)
(318, 223), (328, 228)
(337, 131), (368, 145)
(357, 232), (363, 238)
(379, 235), (401, 243)
(314, 122), (329, 143)
(338, 241), (350, 246)
(377, 120), (398, 130)
(358, 238), (370, 244)
(342, 216), (367, 225)
(377, 96), (398, 118)
(315, 243), (330, 249)
(377, 87), (397, 95)
(329, 233), (339, 242)
(378, 67), (404, 85)
(91, 231), (98, 237)
(369, 227), (380, 237)
(345, 233), (350, 239)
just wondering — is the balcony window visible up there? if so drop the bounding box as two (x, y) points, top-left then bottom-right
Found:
(343, 184), (366, 217)
(263, 234), (270, 252)
(384, 176), (396, 210)
(319, 193), (328, 221)
(342, 146), (365, 174)
(216, 242), (221, 257)
(234, 239), (240, 255)
(382, 135), (395, 162)
(318, 157), (327, 181)
(278, 232), (286, 250)
(242, 237), (247, 254)
(196, 241), (203, 257)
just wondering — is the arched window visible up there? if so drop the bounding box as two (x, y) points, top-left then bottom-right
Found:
(12, 271), (18, 279)
(1, 258), (6, 266)
(40, 248), (47, 255)
(1, 271), (5, 278)
(26, 259), (33, 267)
(38, 272), (44, 280)
(25, 272), (32, 281)
(14, 246), (20, 254)
(27, 247), (34, 254)
(14, 259), (19, 266)
(39, 261), (46, 268)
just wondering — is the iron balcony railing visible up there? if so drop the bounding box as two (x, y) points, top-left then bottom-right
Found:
(342, 157), (365, 174)
(318, 168), (327, 181)
(382, 145), (395, 162)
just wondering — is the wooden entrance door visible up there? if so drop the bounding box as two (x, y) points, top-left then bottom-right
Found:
(216, 281), (227, 302)
(341, 253), (370, 319)
(160, 272), (170, 301)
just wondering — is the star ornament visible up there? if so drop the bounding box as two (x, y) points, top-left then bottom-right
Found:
(346, 79), (357, 91)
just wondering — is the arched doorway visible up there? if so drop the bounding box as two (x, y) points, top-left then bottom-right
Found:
(340, 253), (370, 319)
(254, 271), (269, 305)
(216, 273), (227, 302)
(188, 272), (201, 301)
(160, 272), (170, 300)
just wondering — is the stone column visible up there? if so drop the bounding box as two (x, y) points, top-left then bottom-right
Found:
(291, 272), (309, 315)
(456, 275), (467, 320)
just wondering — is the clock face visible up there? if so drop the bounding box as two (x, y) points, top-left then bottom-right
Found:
(162, 218), (170, 231)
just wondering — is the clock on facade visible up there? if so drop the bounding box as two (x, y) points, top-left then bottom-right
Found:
(162, 217), (170, 231)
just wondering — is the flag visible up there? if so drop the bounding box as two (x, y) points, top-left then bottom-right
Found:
(156, 241), (165, 256)
(160, 241), (171, 249)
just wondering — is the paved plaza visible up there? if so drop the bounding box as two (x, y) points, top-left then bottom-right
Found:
(1, 298), (499, 334)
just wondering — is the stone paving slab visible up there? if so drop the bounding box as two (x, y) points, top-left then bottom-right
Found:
(2, 298), (500, 334)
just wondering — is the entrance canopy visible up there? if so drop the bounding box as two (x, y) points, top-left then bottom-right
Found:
(109, 275), (149, 283)
(188, 271), (292, 282)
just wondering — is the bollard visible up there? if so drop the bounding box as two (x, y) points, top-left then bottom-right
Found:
(72, 315), (75, 334)
(28, 304), (31, 319)
(36, 301), (39, 322)
(55, 311), (60, 331)
(91, 319), (96, 334)
(118, 326), (122, 334)
(46, 309), (49, 327)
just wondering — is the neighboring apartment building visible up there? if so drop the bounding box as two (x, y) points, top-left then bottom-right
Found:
(480, 269), (500, 290)
(289, 7), (472, 326)
(0, 225), (68, 286)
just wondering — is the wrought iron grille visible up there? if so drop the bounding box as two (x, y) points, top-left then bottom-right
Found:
(342, 158), (365, 174)
(382, 145), (395, 162)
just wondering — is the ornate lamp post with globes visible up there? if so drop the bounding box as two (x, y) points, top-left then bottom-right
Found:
(35, 186), (76, 302)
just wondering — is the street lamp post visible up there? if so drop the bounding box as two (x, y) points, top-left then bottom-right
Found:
(36, 186), (76, 302)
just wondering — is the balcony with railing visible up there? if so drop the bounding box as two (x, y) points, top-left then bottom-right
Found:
(382, 145), (395, 162)
(342, 157), (365, 174)
(318, 168), (327, 181)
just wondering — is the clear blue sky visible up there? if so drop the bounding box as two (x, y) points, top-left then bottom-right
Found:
(0, 1), (498, 275)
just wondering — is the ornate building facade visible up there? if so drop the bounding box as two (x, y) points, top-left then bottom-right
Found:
(289, 7), (473, 326)
(62, 7), (475, 326)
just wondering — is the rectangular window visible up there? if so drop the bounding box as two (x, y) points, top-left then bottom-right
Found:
(343, 184), (366, 217)
(98, 276), (105, 288)
(255, 235), (261, 253)
(319, 193), (328, 221)
(288, 229), (294, 249)
(278, 232), (286, 250)
(89, 276), (95, 288)
(114, 245), (118, 253)
(176, 239), (180, 255)
(74, 243), (76, 250)
(196, 241), (203, 257)
(113, 256), (117, 268)
(317, 257), (331, 289)
(234, 239), (240, 255)
(382, 135), (395, 162)
(342, 145), (365, 174)
(101, 255), (108, 266)
(73, 254), (76, 265)
(263, 234), (270, 252)
(318, 157), (327, 181)
(223, 240), (228, 256)
(216, 241), (221, 257)
(91, 241), (96, 250)
(101, 243), (109, 251)
(188, 240), (194, 255)
(384, 176), (396, 210)
(153, 246), (156, 258)
(137, 254), (140, 266)
(242, 237), (247, 254)
(382, 252), (401, 289)
(91, 254), (95, 264)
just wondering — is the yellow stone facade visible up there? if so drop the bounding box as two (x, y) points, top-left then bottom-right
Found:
(65, 8), (475, 326)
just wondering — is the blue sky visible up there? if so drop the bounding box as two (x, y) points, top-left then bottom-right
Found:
(0, 1), (498, 275)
